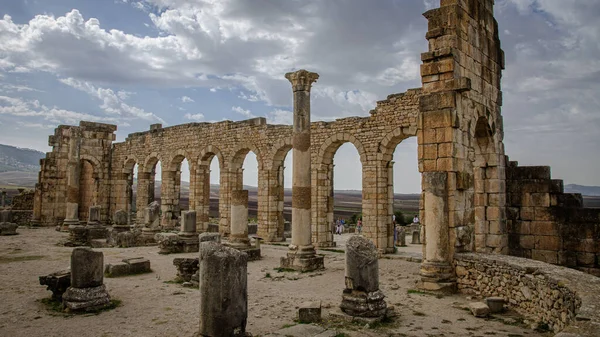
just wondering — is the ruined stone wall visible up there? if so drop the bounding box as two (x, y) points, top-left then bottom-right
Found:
(505, 162), (600, 276)
(11, 190), (34, 210)
(455, 253), (600, 335)
(108, 88), (421, 250)
(34, 122), (116, 226)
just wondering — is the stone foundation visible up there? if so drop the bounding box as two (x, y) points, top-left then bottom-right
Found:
(455, 253), (600, 335)
(280, 252), (324, 272)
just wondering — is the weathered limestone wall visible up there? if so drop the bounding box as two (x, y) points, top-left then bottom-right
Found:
(34, 122), (116, 226)
(505, 162), (600, 276)
(455, 253), (600, 335)
(417, 0), (506, 290)
(36, 89), (420, 252)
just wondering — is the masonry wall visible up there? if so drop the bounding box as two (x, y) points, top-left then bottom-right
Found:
(505, 161), (600, 276)
(36, 89), (421, 252)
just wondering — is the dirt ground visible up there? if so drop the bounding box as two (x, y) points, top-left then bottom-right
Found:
(0, 228), (550, 337)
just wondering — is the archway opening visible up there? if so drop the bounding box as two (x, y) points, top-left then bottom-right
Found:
(209, 156), (220, 221)
(331, 142), (363, 235)
(128, 163), (139, 224)
(152, 160), (162, 204)
(177, 158), (190, 213)
(79, 159), (97, 223)
(391, 137), (421, 247)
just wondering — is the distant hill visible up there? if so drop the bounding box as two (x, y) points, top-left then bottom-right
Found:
(565, 184), (600, 197)
(0, 144), (44, 172)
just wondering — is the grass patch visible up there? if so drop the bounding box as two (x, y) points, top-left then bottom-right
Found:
(265, 272), (271, 278)
(406, 289), (444, 298)
(334, 333), (349, 337)
(281, 323), (296, 329)
(0, 255), (44, 264)
(39, 297), (121, 315)
(412, 310), (427, 317)
(274, 267), (298, 273)
(321, 248), (345, 254)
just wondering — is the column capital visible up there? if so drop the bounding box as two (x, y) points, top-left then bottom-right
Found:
(285, 69), (319, 92)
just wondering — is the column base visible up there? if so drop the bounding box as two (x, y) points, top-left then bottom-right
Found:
(418, 261), (456, 294)
(315, 241), (336, 249)
(280, 248), (324, 272)
(224, 243), (261, 261)
(62, 218), (80, 232)
(340, 289), (387, 318)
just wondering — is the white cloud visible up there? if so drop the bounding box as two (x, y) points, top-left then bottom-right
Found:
(232, 105), (254, 118)
(265, 109), (292, 125)
(181, 95), (194, 103)
(184, 112), (204, 121)
(59, 77), (165, 123)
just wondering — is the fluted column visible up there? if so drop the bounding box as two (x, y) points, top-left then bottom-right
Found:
(280, 69), (324, 272)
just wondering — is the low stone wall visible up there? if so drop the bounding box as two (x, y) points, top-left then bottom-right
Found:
(11, 210), (32, 225)
(455, 253), (600, 336)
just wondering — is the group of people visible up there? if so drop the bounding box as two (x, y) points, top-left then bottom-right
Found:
(334, 217), (363, 235)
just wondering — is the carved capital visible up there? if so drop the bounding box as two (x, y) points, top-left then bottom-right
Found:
(285, 69), (319, 92)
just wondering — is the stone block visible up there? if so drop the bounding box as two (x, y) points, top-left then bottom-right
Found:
(535, 235), (561, 251)
(485, 297), (505, 313)
(199, 232), (221, 243)
(198, 242), (248, 337)
(113, 210), (128, 226)
(532, 249), (558, 264)
(469, 302), (490, 317)
(298, 301), (321, 323)
(0, 222), (18, 235)
(39, 269), (71, 301)
(70, 248), (104, 288)
(104, 262), (130, 277)
(124, 257), (151, 274)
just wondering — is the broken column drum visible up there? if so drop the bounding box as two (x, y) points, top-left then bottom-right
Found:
(86, 205), (107, 240)
(229, 190), (250, 247)
(198, 242), (248, 337)
(280, 69), (324, 272)
(0, 209), (18, 235)
(178, 210), (199, 252)
(340, 235), (387, 318)
(62, 248), (111, 311)
(227, 190), (260, 260)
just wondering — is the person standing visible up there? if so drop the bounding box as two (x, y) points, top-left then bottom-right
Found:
(357, 219), (362, 234)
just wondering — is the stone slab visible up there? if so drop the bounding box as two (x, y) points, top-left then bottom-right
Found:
(39, 269), (71, 301)
(469, 302), (490, 317)
(298, 301), (321, 323)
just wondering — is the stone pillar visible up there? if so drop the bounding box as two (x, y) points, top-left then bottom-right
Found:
(86, 206), (107, 240)
(63, 130), (81, 231)
(1, 190), (6, 208)
(62, 248), (111, 311)
(419, 172), (455, 292)
(340, 235), (387, 318)
(230, 190), (250, 247)
(280, 69), (324, 272)
(179, 211), (197, 236)
(198, 242), (247, 337)
(112, 209), (130, 233)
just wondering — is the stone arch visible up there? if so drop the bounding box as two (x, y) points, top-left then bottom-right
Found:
(379, 127), (414, 163)
(316, 133), (367, 169)
(121, 156), (139, 220)
(313, 133), (366, 248)
(195, 145), (226, 232)
(166, 149), (194, 171)
(198, 145), (225, 170)
(229, 143), (264, 171)
(78, 155), (101, 222)
(121, 155), (140, 174)
(142, 152), (163, 173)
(269, 137), (293, 171)
(262, 137), (293, 242)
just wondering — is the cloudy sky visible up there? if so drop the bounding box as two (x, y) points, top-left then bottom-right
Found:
(0, 0), (598, 193)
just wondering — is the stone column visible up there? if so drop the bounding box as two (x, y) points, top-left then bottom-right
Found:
(1, 190), (6, 208)
(178, 211), (199, 252)
(198, 242), (247, 337)
(230, 190), (250, 247)
(62, 129), (82, 231)
(62, 248), (111, 311)
(280, 69), (324, 272)
(228, 190), (260, 260)
(340, 235), (387, 318)
(86, 206), (107, 240)
(419, 172), (455, 292)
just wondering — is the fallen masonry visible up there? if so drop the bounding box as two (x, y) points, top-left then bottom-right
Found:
(39, 269), (71, 301)
(104, 257), (151, 277)
(0, 209), (18, 235)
